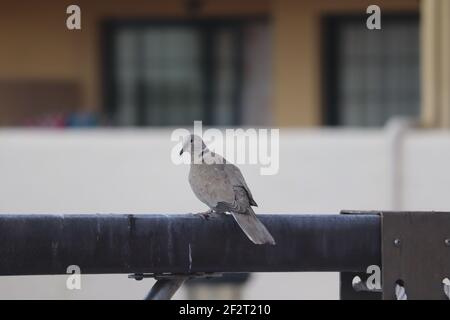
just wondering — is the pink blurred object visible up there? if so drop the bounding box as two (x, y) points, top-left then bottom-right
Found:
(22, 112), (68, 128)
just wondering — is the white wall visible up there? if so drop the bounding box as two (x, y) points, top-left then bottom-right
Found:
(0, 127), (449, 299)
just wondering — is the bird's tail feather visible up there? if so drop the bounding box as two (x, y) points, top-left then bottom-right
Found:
(231, 208), (276, 245)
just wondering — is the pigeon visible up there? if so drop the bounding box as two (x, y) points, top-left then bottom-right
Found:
(179, 134), (276, 245)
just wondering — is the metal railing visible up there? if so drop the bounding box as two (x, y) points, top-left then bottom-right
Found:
(0, 212), (448, 300)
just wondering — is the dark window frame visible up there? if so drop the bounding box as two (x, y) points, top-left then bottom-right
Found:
(101, 17), (268, 127)
(322, 13), (420, 126)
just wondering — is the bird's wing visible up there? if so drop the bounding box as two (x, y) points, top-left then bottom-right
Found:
(216, 186), (275, 245)
(191, 148), (274, 245)
(230, 207), (276, 245)
(224, 163), (258, 206)
(216, 185), (250, 214)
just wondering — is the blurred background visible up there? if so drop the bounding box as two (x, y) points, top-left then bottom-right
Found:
(1, 0), (450, 299)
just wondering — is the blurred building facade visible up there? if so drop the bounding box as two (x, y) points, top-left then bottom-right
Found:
(2, 0), (443, 128)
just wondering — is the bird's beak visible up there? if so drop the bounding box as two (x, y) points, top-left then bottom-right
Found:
(179, 148), (184, 156)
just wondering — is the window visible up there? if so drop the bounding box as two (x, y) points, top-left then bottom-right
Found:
(103, 19), (271, 127)
(324, 15), (420, 127)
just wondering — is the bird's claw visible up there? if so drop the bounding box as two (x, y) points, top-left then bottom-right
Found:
(193, 210), (215, 220)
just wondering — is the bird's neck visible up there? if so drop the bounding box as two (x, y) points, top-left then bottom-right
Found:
(190, 148), (225, 165)
(190, 147), (209, 164)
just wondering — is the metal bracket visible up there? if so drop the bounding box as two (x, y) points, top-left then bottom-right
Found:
(340, 211), (450, 300)
(129, 272), (223, 300)
(381, 211), (450, 300)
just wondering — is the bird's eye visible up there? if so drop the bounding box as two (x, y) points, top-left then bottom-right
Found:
(190, 139), (193, 143)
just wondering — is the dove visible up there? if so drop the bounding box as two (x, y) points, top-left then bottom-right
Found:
(179, 134), (276, 245)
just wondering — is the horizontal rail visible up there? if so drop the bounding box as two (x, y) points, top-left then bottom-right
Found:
(0, 214), (380, 276)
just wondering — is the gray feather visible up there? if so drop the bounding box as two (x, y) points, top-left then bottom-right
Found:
(231, 208), (276, 245)
(186, 135), (275, 245)
(224, 164), (258, 206)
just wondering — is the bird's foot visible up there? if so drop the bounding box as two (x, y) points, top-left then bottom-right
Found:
(193, 210), (216, 220)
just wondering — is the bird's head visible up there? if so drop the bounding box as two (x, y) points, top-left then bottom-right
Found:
(179, 134), (206, 156)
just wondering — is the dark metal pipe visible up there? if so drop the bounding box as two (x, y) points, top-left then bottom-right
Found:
(145, 278), (187, 300)
(0, 214), (380, 276)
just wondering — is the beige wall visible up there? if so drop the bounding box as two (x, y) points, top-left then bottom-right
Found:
(76, 0), (270, 111)
(0, 0), (419, 126)
(272, 0), (419, 126)
(0, 0), (270, 122)
(421, 0), (450, 128)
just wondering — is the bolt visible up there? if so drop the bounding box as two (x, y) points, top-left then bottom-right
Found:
(128, 273), (144, 281)
(394, 238), (401, 247)
(445, 239), (450, 247)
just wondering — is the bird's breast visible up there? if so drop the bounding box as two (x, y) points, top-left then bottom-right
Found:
(188, 164), (234, 208)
